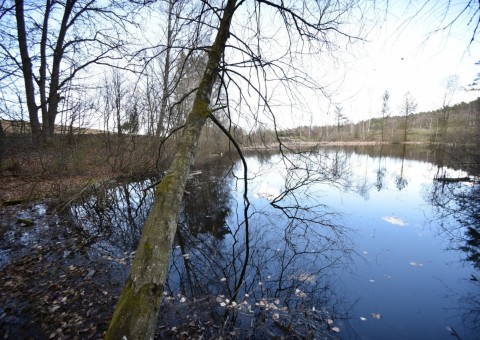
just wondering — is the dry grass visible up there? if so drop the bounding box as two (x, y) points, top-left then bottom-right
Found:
(0, 130), (236, 204)
(0, 134), (172, 204)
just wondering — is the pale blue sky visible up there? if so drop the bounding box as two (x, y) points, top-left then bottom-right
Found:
(228, 1), (480, 129)
(332, 0), (479, 123)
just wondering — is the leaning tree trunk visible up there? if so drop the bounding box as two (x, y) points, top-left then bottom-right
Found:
(104, 1), (237, 338)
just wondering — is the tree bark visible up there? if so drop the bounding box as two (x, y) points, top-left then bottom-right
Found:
(15, 0), (41, 138)
(105, 1), (238, 338)
(45, 0), (75, 138)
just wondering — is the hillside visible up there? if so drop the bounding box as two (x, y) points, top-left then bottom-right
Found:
(278, 98), (480, 145)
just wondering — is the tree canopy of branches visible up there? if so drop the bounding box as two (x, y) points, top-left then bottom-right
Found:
(104, 0), (369, 338)
(0, 0), (137, 140)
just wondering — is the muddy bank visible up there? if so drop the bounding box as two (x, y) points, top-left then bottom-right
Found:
(0, 200), (128, 338)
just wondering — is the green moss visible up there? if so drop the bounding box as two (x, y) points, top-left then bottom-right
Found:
(156, 173), (177, 195)
(193, 99), (210, 119)
(105, 278), (162, 339)
(140, 239), (154, 265)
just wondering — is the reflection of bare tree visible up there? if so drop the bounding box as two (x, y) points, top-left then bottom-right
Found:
(158, 151), (353, 337)
(163, 201), (351, 337)
(395, 144), (408, 190)
(181, 162), (234, 239)
(67, 180), (156, 254)
(375, 145), (386, 191)
(429, 175), (480, 269)
(65, 150), (353, 336)
(427, 167), (480, 332)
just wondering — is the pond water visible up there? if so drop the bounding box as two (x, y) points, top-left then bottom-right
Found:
(7, 144), (477, 338)
(224, 145), (480, 339)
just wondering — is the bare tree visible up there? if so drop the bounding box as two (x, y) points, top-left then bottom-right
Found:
(0, 0), (137, 140)
(400, 91), (418, 143)
(105, 0), (370, 338)
(436, 75), (459, 143)
(102, 70), (127, 137)
(380, 90), (390, 142)
(334, 105), (349, 140)
(105, 1), (238, 336)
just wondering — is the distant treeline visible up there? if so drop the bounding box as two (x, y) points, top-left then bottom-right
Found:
(275, 98), (480, 145)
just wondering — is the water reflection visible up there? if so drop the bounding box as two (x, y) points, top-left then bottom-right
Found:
(68, 180), (156, 254)
(429, 174), (480, 269)
(426, 151), (480, 334)
(375, 145), (386, 191)
(395, 144), (408, 190)
(163, 151), (355, 336)
(62, 144), (480, 338)
(65, 150), (354, 336)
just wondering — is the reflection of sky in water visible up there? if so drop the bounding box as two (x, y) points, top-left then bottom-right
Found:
(61, 146), (478, 338)
(240, 150), (478, 339)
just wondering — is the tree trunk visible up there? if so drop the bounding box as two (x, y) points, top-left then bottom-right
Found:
(0, 121), (5, 172)
(155, 0), (174, 138)
(104, 1), (238, 338)
(15, 0), (41, 139)
(39, 0), (52, 139)
(44, 0), (74, 138)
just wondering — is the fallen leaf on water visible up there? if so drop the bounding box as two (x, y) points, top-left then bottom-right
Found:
(331, 327), (340, 333)
(180, 297), (186, 303)
(49, 305), (60, 312)
(409, 261), (424, 267)
(272, 313), (280, 320)
(369, 279), (375, 283)
(372, 313), (383, 319)
(360, 317), (367, 321)
(295, 289), (307, 298)
(327, 319), (334, 325)
(220, 277), (227, 282)
(84, 269), (96, 279)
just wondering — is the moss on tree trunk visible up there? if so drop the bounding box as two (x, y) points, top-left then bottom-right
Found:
(105, 1), (238, 338)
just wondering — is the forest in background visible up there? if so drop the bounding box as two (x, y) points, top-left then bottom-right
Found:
(1, 96), (479, 195)
(276, 97), (480, 145)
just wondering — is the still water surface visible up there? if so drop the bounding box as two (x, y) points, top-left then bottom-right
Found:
(71, 145), (479, 339)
